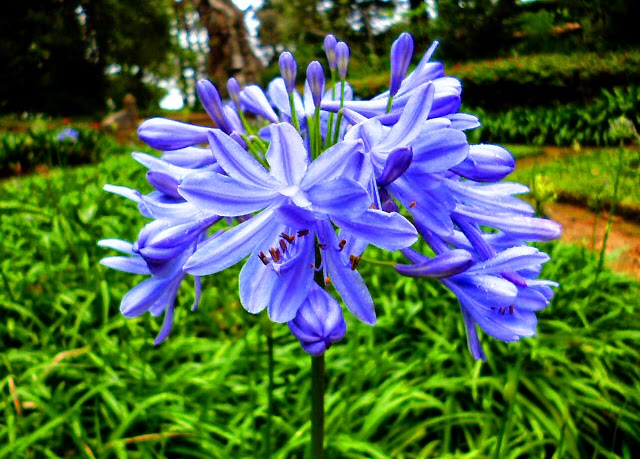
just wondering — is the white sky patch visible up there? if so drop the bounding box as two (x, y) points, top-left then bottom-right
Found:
(160, 87), (184, 110)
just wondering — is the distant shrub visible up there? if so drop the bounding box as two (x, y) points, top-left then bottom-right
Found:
(467, 86), (640, 147)
(349, 50), (640, 108)
(0, 124), (119, 177)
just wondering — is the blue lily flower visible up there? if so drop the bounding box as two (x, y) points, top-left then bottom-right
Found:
(99, 238), (205, 344)
(178, 122), (417, 323)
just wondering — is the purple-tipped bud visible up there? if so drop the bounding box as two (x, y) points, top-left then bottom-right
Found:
(451, 144), (515, 182)
(324, 34), (338, 70)
(390, 33), (414, 97)
(288, 285), (346, 356)
(138, 118), (210, 151)
(227, 77), (242, 110)
(306, 61), (325, 109)
(377, 146), (413, 187)
(279, 52), (297, 94)
(335, 42), (349, 79)
(146, 170), (181, 199)
(396, 249), (474, 278)
(196, 79), (230, 133)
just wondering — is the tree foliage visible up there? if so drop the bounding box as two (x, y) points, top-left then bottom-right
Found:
(0, 0), (173, 115)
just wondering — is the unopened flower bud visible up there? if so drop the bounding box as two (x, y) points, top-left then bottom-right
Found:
(279, 52), (297, 94)
(335, 42), (349, 79)
(288, 285), (346, 356)
(390, 33), (414, 97)
(196, 79), (230, 133)
(324, 34), (338, 70)
(227, 77), (242, 110)
(306, 61), (325, 109)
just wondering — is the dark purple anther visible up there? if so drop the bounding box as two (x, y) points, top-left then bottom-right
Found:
(324, 34), (338, 70)
(335, 42), (349, 79)
(227, 77), (242, 111)
(306, 61), (325, 109)
(390, 33), (414, 97)
(196, 79), (230, 133)
(279, 51), (297, 94)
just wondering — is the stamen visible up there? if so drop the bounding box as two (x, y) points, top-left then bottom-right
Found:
(349, 254), (361, 270)
(370, 203), (377, 210)
(279, 239), (288, 253)
(280, 232), (296, 243)
(338, 239), (347, 251)
(269, 247), (281, 263)
(258, 252), (270, 265)
(325, 276), (331, 284)
(297, 229), (309, 237)
(318, 243), (327, 250)
(310, 264), (315, 269)
(509, 305), (515, 315)
(409, 201), (417, 208)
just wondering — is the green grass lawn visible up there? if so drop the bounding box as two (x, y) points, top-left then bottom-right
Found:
(511, 147), (640, 218)
(1, 152), (639, 458)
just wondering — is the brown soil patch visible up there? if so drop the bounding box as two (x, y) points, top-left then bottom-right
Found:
(545, 202), (640, 278)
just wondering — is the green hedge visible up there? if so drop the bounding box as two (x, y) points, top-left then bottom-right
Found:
(349, 50), (640, 108)
(467, 86), (640, 147)
(0, 125), (122, 177)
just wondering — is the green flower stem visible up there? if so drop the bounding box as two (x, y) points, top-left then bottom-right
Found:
(311, 354), (325, 459)
(325, 73), (337, 149)
(332, 79), (346, 145)
(386, 95), (394, 114)
(264, 319), (275, 458)
(239, 111), (254, 135)
(310, 242), (326, 459)
(289, 92), (301, 132)
(314, 108), (322, 159)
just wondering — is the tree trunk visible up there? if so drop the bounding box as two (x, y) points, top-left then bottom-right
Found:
(191, 0), (263, 89)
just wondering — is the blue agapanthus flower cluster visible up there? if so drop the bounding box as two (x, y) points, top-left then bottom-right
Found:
(100, 33), (561, 360)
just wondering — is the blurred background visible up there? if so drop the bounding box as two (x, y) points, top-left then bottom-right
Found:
(1, 1), (639, 458)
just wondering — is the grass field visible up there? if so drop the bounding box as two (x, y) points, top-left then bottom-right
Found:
(1, 150), (639, 458)
(511, 147), (640, 218)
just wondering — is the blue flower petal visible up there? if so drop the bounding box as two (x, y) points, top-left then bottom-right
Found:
(332, 209), (417, 252)
(306, 178), (371, 219)
(376, 83), (435, 151)
(319, 221), (376, 325)
(396, 249), (473, 278)
(240, 85), (279, 123)
(120, 277), (172, 318)
(207, 130), (277, 187)
(184, 208), (278, 275)
(266, 123), (309, 185)
(239, 226), (314, 321)
(100, 256), (150, 275)
(301, 140), (364, 189)
(179, 171), (281, 217)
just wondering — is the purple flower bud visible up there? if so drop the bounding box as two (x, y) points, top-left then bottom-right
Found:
(146, 171), (181, 199)
(377, 146), (413, 187)
(306, 61), (325, 109)
(279, 51), (297, 94)
(227, 77), (242, 110)
(451, 144), (515, 182)
(390, 33), (414, 97)
(196, 80), (230, 133)
(335, 42), (349, 79)
(396, 249), (474, 278)
(288, 285), (346, 356)
(324, 34), (338, 70)
(138, 118), (210, 151)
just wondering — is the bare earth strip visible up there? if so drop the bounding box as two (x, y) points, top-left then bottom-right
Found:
(545, 202), (640, 278)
